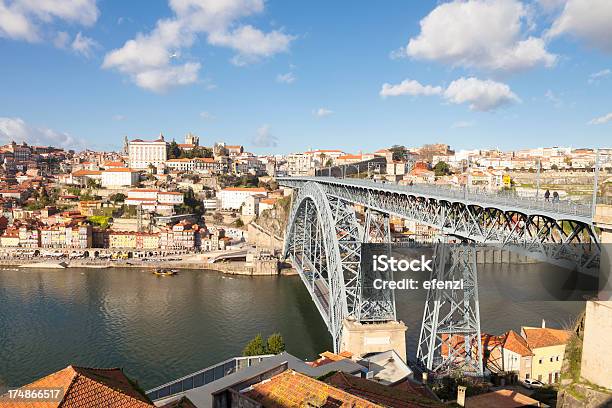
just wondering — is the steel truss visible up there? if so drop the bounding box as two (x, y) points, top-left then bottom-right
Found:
(417, 242), (483, 376)
(279, 177), (599, 271)
(284, 182), (396, 352)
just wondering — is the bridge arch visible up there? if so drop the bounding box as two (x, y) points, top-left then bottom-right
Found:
(284, 182), (364, 351)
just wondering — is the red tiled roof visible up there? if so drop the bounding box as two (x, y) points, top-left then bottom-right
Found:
(221, 187), (266, 192)
(0, 365), (153, 407)
(245, 370), (381, 408)
(501, 330), (533, 356)
(522, 327), (572, 349)
(72, 170), (102, 176)
(325, 372), (443, 408)
(103, 168), (137, 173)
(466, 389), (540, 408)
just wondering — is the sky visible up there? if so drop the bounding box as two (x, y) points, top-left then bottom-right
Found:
(0, 0), (611, 154)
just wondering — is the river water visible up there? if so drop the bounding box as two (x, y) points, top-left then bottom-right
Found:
(0, 265), (584, 390)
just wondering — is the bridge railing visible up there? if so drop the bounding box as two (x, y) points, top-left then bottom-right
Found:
(279, 177), (593, 219)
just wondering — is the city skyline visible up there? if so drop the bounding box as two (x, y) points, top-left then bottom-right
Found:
(0, 0), (611, 153)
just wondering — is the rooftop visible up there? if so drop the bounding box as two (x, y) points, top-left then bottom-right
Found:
(0, 365), (153, 407)
(465, 389), (541, 408)
(244, 370), (381, 408)
(522, 326), (572, 349)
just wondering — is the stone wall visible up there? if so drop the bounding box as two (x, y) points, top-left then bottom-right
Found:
(580, 300), (612, 390)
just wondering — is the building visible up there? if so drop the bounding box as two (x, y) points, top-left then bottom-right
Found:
(0, 365), (155, 407)
(126, 189), (183, 215)
(101, 168), (140, 188)
(521, 324), (572, 384)
(483, 330), (533, 379)
(218, 187), (267, 210)
(465, 389), (541, 408)
(286, 153), (315, 176)
(40, 225), (92, 249)
(160, 221), (200, 250)
(128, 135), (168, 170)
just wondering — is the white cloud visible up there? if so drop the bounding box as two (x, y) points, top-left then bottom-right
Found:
(405, 0), (556, 72)
(451, 121), (474, 129)
(588, 112), (612, 125)
(276, 72), (296, 84)
(252, 124), (277, 147)
(133, 62), (201, 93)
(444, 77), (521, 111)
(313, 108), (333, 117)
(545, 89), (563, 107)
(71, 31), (98, 58)
(113, 114), (125, 121)
(380, 76), (520, 112)
(547, 0), (612, 53)
(103, 0), (294, 92)
(199, 111), (214, 119)
(0, 117), (85, 149)
(380, 79), (443, 98)
(0, 0), (98, 42)
(588, 68), (610, 84)
(208, 25), (294, 65)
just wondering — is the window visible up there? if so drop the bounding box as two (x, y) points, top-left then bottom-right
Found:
(539, 359), (543, 364)
(556, 356), (560, 361)
(525, 373), (530, 379)
(550, 357), (553, 362)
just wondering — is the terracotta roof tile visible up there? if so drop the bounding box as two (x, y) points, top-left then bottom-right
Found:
(245, 370), (381, 408)
(522, 327), (572, 349)
(466, 389), (540, 408)
(0, 365), (153, 408)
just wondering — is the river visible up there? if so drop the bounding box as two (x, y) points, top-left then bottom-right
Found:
(0, 265), (584, 390)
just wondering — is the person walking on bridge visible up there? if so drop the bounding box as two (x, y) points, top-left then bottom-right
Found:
(544, 189), (550, 202)
(552, 191), (559, 203)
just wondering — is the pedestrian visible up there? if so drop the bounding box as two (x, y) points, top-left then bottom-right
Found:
(544, 189), (550, 202)
(553, 191), (559, 202)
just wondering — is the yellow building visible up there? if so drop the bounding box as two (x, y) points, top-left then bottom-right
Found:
(521, 325), (572, 384)
(109, 232), (137, 249)
(139, 233), (160, 249)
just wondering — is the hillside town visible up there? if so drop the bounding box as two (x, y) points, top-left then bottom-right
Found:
(0, 135), (609, 263)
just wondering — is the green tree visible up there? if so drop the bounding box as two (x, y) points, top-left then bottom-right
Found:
(551, 164), (558, 170)
(242, 334), (266, 356)
(389, 145), (408, 161)
(234, 218), (244, 227)
(433, 161), (450, 176)
(86, 178), (101, 189)
(266, 333), (285, 354)
(168, 140), (181, 159)
(110, 193), (126, 204)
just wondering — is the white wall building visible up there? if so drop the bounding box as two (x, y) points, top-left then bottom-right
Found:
(218, 187), (267, 210)
(128, 135), (168, 170)
(101, 168), (140, 188)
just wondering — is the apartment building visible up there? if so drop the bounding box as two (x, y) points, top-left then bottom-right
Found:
(101, 168), (140, 188)
(287, 153), (315, 176)
(159, 221), (200, 250)
(40, 225), (92, 249)
(218, 187), (267, 210)
(521, 325), (572, 384)
(128, 135), (168, 170)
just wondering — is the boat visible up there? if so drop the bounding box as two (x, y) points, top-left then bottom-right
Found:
(153, 268), (178, 277)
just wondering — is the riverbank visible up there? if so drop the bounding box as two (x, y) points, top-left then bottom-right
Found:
(0, 256), (297, 276)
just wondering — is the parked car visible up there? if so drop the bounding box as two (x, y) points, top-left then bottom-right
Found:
(522, 378), (544, 389)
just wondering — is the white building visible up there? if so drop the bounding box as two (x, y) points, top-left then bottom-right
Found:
(218, 187), (267, 210)
(128, 134), (168, 170)
(101, 168), (140, 188)
(125, 188), (183, 214)
(287, 153), (315, 176)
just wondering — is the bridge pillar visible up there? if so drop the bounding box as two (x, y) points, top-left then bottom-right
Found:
(340, 318), (407, 362)
(593, 204), (612, 300)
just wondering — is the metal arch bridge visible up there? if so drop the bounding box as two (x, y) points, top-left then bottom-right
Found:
(279, 176), (599, 356)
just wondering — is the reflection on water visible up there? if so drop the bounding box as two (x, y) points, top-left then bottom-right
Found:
(0, 265), (583, 389)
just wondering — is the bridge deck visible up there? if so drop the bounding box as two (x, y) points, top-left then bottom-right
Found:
(278, 176), (593, 224)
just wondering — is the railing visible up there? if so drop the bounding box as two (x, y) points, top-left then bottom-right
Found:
(278, 177), (593, 219)
(145, 354), (274, 401)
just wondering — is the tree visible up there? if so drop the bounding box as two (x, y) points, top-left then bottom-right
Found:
(266, 333), (285, 354)
(178, 188), (203, 216)
(551, 164), (559, 171)
(110, 193), (126, 204)
(234, 218), (244, 227)
(86, 178), (100, 189)
(433, 161), (450, 177)
(389, 145), (408, 161)
(242, 334), (266, 356)
(168, 140), (181, 159)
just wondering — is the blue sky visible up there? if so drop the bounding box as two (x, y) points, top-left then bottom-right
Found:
(0, 0), (610, 153)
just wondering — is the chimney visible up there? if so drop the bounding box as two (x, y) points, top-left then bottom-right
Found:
(457, 385), (466, 407)
(541, 319), (546, 328)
